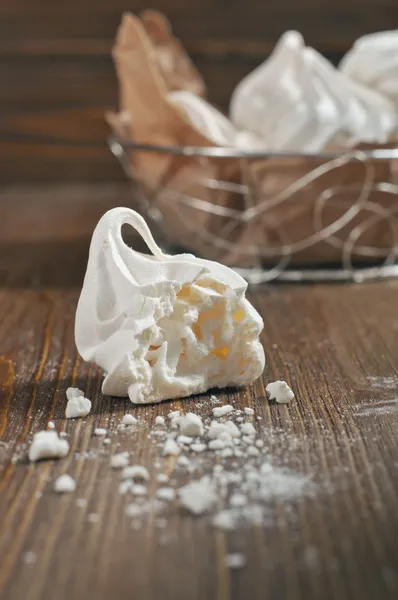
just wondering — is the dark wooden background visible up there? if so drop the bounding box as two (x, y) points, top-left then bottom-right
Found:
(1, 0), (397, 183)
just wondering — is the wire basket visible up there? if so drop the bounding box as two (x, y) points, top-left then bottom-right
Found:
(109, 137), (398, 283)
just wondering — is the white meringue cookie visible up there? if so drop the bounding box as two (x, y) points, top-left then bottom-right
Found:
(304, 47), (397, 146)
(340, 30), (398, 100)
(230, 30), (397, 151)
(75, 208), (265, 404)
(169, 90), (265, 150)
(169, 90), (237, 146)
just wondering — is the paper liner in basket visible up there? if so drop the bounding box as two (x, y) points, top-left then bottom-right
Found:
(236, 151), (398, 267)
(108, 13), (246, 263)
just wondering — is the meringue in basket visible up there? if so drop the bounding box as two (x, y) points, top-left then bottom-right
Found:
(340, 30), (398, 101)
(75, 208), (265, 404)
(230, 30), (397, 152)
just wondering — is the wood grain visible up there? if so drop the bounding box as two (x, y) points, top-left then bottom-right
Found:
(1, 185), (398, 599)
(1, 0), (397, 182)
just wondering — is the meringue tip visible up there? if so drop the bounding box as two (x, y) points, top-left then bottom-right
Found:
(279, 30), (305, 50)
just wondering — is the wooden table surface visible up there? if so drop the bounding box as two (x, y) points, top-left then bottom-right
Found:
(1, 185), (398, 600)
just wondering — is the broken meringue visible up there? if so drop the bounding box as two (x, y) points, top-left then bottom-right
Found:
(75, 207), (265, 404)
(340, 30), (398, 101)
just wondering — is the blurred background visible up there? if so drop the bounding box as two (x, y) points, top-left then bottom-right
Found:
(1, 0), (397, 184)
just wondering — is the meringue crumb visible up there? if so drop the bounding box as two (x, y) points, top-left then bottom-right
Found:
(212, 405), (234, 417)
(131, 484), (147, 496)
(121, 465), (149, 481)
(163, 438), (180, 456)
(240, 422), (256, 436)
(244, 407), (254, 415)
(66, 387), (84, 401)
(179, 412), (204, 437)
(177, 455), (191, 467)
(179, 479), (217, 514)
(103, 438), (111, 445)
(28, 431), (69, 462)
(266, 380), (295, 404)
(94, 428), (107, 436)
(155, 416), (165, 426)
(47, 421), (55, 430)
(213, 510), (235, 530)
(122, 414), (138, 426)
(110, 452), (129, 469)
(87, 513), (100, 523)
(54, 474), (76, 494)
(65, 396), (91, 419)
(168, 410), (180, 421)
(156, 473), (169, 483)
(191, 443), (206, 453)
(157, 487), (176, 501)
(225, 553), (246, 569)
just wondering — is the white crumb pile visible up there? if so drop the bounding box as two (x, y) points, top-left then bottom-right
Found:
(28, 388), (313, 570)
(266, 380), (295, 404)
(29, 431), (69, 462)
(65, 387), (91, 419)
(54, 474), (76, 494)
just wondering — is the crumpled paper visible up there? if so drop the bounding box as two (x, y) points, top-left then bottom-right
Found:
(140, 9), (206, 98)
(108, 14), (398, 268)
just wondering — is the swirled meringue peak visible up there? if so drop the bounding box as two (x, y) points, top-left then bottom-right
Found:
(75, 208), (265, 404)
(340, 30), (398, 100)
(230, 31), (397, 151)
